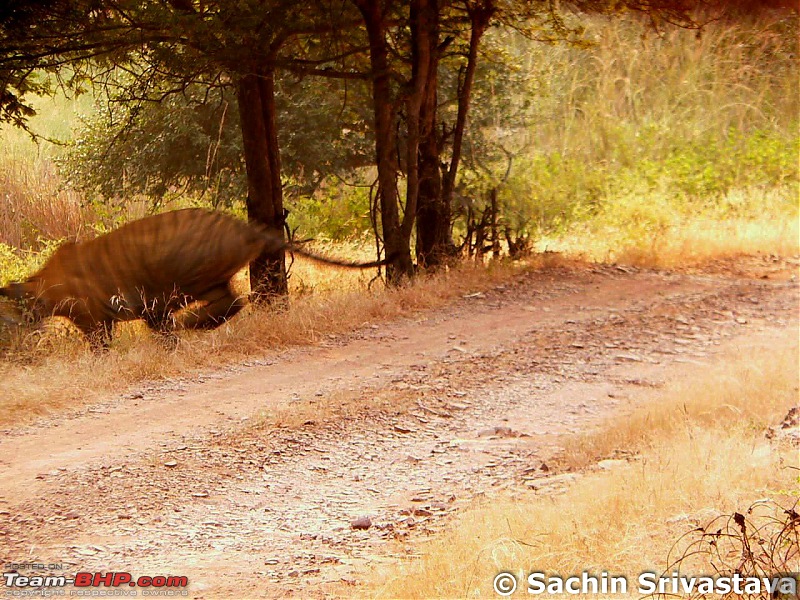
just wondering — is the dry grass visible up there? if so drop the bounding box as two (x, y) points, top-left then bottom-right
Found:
(555, 215), (799, 269)
(562, 329), (799, 470)
(0, 155), (94, 248)
(287, 243), (387, 296)
(0, 259), (521, 427)
(0, 94), (97, 248)
(361, 331), (799, 599)
(536, 13), (798, 161)
(612, 218), (799, 269)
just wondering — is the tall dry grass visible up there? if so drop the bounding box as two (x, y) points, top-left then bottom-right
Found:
(0, 158), (94, 248)
(363, 330), (799, 599)
(0, 94), (96, 248)
(534, 12), (798, 160)
(492, 11), (798, 258)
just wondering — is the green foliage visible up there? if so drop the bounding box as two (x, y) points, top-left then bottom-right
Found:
(59, 87), (245, 210)
(59, 76), (375, 228)
(500, 154), (607, 237)
(635, 128), (799, 200)
(455, 152), (607, 242)
(0, 239), (64, 286)
(455, 123), (798, 248)
(288, 183), (373, 241)
(0, 244), (28, 286)
(277, 77), (374, 195)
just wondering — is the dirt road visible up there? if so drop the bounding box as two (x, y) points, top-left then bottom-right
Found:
(1, 259), (797, 598)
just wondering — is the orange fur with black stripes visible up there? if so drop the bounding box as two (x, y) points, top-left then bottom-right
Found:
(0, 209), (386, 345)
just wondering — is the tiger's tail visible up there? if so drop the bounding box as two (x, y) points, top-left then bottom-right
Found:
(253, 224), (394, 270)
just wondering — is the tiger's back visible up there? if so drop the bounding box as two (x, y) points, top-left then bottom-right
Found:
(3, 209), (266, 335)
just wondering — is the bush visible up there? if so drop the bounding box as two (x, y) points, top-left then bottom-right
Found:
(0, 239), (64, 286)
(288, 182), (374, 242)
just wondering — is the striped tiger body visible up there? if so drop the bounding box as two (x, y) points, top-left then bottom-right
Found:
(0, 209), (385, 345)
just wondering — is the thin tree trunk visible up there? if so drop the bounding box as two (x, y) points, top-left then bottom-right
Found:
(356, 0), (414, 283)
(441, 5), (492, 219)
(490, 187), (500, 258)
(401, 0), (433, 242)
(236, 71), (288, 299)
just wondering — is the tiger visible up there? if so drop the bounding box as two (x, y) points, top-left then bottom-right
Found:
(0, 208), (388, 347)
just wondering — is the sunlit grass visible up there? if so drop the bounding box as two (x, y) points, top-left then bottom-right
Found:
(288, 240), (386, 295)
(547, 184), (799, 268)
(0, 93), (96, 248)
(553, 215), (799, 269)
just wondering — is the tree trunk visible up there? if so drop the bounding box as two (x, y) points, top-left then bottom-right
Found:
(414, 0), (451, 268)
(401, 0), (433, 244)
(490, 187), (500, 258)
(356, 0), (414, 284)
(236, 71), (288, 300)
(441, 4), (493, 238)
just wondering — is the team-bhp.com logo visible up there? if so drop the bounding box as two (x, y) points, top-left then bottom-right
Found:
(4, 572), (188, 589)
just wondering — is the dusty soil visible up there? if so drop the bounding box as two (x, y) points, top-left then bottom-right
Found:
(0, 258), (797, 598)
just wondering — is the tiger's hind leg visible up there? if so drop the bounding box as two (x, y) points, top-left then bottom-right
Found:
(141, 292), (188, 348)
(142, 313), (181, 349)
(179, 285), (247, 331)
